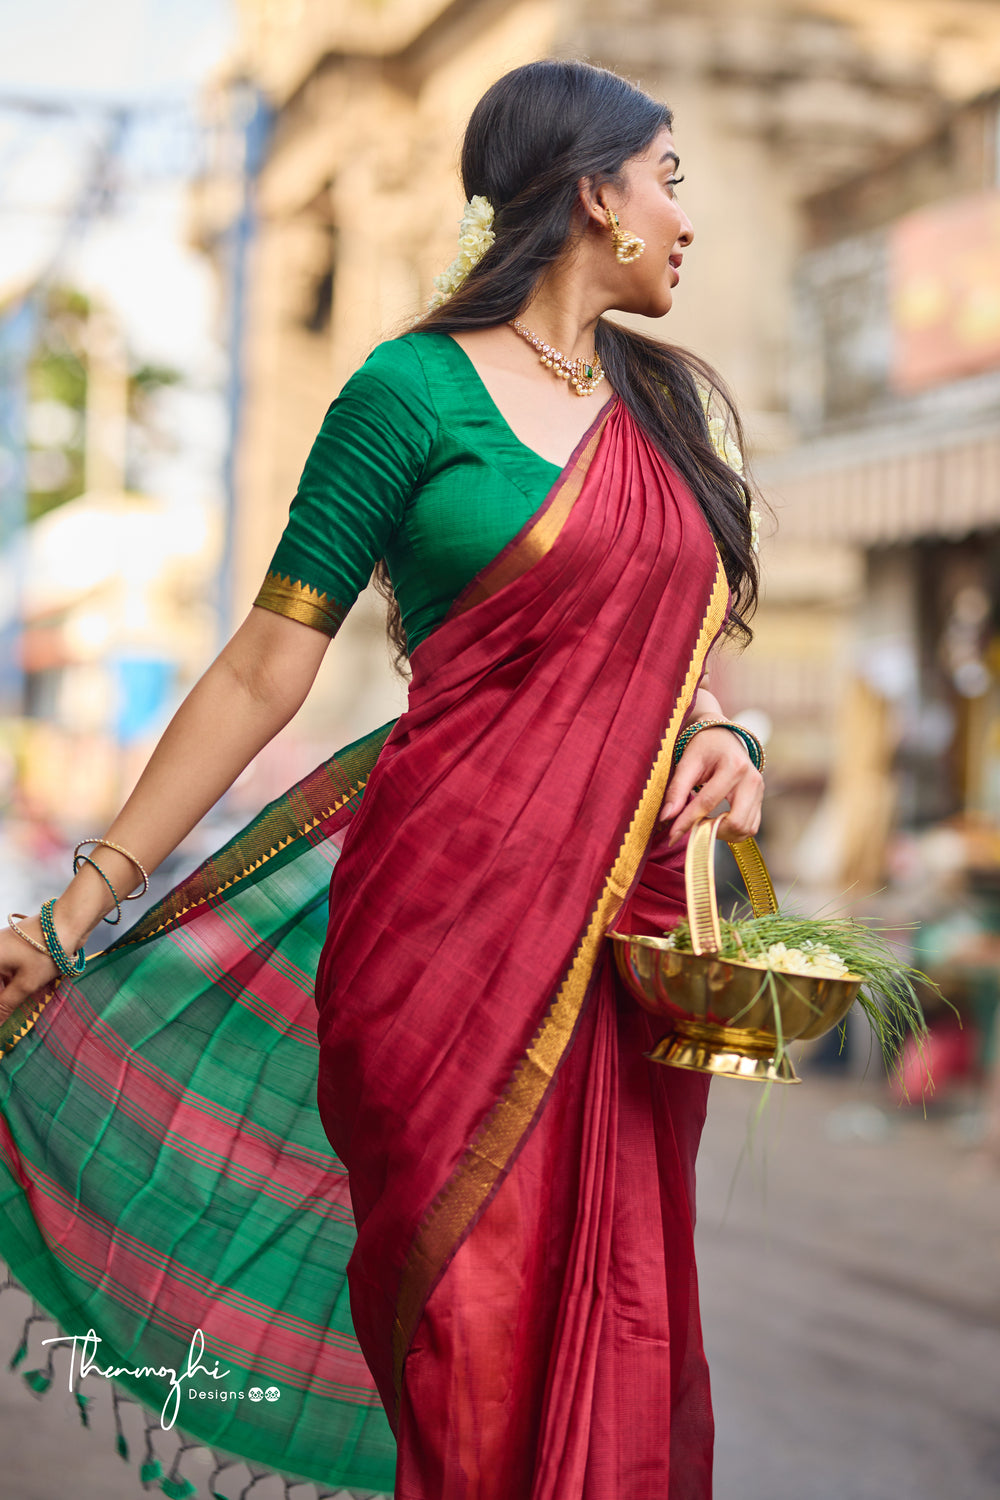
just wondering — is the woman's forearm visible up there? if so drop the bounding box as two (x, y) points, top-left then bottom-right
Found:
(52, 609), (329, 949)
(692, 685), (725, 721)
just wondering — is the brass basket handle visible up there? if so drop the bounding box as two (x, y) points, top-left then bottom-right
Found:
(683, 815), (777, 955)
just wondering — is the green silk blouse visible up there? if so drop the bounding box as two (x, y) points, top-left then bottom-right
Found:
(253, 331), (563, 653)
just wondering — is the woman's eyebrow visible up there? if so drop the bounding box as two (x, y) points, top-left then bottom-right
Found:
(659, 150), (680, 168)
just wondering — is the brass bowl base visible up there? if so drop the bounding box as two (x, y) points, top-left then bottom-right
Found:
(645, 1020), (801, 1085)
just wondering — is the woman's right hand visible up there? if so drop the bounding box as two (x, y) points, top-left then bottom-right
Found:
(0, 920), (60, 1025)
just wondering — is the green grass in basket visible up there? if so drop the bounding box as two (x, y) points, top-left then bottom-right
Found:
(666, 909), (934, 1080)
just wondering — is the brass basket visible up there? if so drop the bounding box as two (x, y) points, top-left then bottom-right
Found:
(609, 816), (861, 1084)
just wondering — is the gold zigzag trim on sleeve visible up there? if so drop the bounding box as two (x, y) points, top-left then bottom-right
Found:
(253, 571), (345, 635)
(389, 555), (731, 1405)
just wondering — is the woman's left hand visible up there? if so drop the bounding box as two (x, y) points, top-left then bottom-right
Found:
(658, 726), (764, 846)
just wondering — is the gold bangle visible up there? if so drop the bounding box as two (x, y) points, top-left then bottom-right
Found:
(72, 838), (149, 898)
(7, 914), (49, 957)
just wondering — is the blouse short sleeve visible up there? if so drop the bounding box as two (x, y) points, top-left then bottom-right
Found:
(253, 337), (437, 635)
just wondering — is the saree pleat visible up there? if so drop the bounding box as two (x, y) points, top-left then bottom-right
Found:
(392, 879), (713, 1500)
(392, 969), (619, 1500)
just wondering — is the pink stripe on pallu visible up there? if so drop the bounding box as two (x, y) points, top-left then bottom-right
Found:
(35, 989), (341, 1171)
(36, 1000), (351, 1215)
(0, 1112), (30, 1191)
(166, 916), (320, 1048)
(38, 1023), (352, 1224)
(0, 1149), (379, 1401)
(163, 931), (319, 1048)
(51, 1241), (378, 1403)
(208, 899), (325, 991)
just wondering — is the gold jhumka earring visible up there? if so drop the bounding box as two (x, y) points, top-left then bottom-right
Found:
(605, 207), (645, 264)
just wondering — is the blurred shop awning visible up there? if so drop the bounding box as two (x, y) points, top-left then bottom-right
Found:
(764, 427), (1000, 545)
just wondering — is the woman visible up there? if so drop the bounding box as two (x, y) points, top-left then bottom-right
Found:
(0, 60), (762, 1500)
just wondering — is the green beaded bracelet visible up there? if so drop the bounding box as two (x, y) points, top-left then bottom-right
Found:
(729, 724), (766, 772)
(72, 852), (122, 924)
(38, 899), (87, 977)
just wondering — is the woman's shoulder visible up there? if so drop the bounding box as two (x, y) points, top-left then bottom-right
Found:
(354, 329), (454, 391)
(333, 332), (444, 442)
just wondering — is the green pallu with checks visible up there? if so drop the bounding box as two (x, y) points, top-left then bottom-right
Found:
(0, 723), (397, 1499)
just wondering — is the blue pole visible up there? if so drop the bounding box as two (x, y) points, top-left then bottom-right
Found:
(0, 297), (38, 718)
(218, 82), (271, 651)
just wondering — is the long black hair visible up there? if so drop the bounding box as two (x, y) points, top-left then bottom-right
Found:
(374, 58), (760, 672)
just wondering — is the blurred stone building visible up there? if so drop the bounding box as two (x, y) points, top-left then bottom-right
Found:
(190, 0), (1000, 863)
(11, 298), (219, 830)
(766, 84), (1000, 889)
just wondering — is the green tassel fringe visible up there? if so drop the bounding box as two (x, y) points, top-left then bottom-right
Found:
(2, 1286), (389, 1500)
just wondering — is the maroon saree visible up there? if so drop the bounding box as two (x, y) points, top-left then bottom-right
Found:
(314, 396), (730, 1499)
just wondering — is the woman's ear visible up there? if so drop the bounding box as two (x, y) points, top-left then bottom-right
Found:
(577, 175), (613, 229)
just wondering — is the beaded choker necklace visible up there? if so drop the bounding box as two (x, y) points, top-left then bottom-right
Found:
(509, 318), (605, 396)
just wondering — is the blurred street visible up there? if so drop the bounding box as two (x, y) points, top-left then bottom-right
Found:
(1, 1070), (997, 1500)
(698, 1072), (1000, 1500)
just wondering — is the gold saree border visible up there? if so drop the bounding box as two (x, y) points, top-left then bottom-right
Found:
(108, 779), (371, 952)
(1, 728), (394, 1056)
(390, 556), (730, 1401)
(253, 571), (346, 635)
(454, 403), (615, 614)
(104, 723), (393, 953)
(0, 986), (57, 1059)
(0, 774), (372, 1060)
